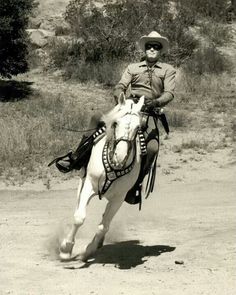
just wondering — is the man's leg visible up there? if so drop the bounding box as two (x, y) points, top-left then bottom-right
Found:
(55, 112), (104, 172)
(143, 139), (159, 176)
(125, 135), (159, 205)
(71, 112), (103, 159)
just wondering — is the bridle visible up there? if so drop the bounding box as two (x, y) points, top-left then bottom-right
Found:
(100, 110), (146, 196)
(108, 111), (140, 168)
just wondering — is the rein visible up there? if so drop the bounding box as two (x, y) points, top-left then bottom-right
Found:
(109, 110), (140, 164)
(60, 126), (97, 133)
(108, 135), (135, 170)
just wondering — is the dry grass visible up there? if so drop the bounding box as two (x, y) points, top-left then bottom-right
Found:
(166, 109), (189, 128)
(0, 81), (113, 181)
(171, 130), (230, 154)
(64, 60), (124, 86)
(176, 71), (232, 97)
(0, 57), (235, 183)
(199, 21), (232, 46)
(0, 68), (235, 182)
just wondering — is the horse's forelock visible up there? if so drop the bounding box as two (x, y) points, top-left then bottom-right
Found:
(102, 100), (136, 140)
(103, 102), (130, 126)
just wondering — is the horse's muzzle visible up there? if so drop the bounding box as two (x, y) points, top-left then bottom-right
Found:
(112, 139), (133, 168)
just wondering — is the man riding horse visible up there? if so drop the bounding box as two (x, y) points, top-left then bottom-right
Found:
(50, 31), (176, 203)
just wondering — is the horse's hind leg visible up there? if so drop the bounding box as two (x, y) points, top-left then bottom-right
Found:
(59, 178), (95, 261)
(80, 196), (124, 262)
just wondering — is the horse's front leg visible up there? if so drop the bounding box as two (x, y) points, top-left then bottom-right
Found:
(80, 195), (124, 262)
(59, 178), (95, 261)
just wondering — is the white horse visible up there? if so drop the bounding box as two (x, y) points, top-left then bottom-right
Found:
(59, 94), (145, 262)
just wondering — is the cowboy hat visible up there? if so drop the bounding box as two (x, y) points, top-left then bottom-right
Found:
(139, 31), (169, 53)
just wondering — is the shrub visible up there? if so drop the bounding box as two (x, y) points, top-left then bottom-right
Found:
(64, 59), (127, 86)
(0, 0), (37, 78)
(199, 21), (232, 46)
(49, 38), (73, 68)
(48, 0), (198, 83)
(161, 15), (198, 66)
(51, 0), (232, 84)
(176, 71), (231, 96)
(183, 45), (231, 76)
(63, 0), (197, 64)
(174, 0), (229, 22)
(166, 110), (189, 128)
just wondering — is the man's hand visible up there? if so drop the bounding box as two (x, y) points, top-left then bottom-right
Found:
(113, 88), (124, 104)
(145, 97), (160, 110)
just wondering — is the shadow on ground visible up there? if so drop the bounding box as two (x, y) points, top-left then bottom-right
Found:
(74, 240), (176, 270)
(0, 79), (34, 102)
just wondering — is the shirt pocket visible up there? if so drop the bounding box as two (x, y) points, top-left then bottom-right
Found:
(132, 71), (148, 84)
(153, 72), (164, 87)
(153, 70), (165, 80)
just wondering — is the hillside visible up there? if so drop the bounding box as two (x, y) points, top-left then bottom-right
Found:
(0, 0), (235, 185)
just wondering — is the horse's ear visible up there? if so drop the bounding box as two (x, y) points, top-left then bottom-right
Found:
(118, 92), (126, 106)
(134, 95), (145, 112)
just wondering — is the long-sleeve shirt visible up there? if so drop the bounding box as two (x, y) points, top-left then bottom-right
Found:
(114, 60), (176, 104)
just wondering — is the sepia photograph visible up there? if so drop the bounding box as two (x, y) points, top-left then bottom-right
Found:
(0, 1), (235, 294)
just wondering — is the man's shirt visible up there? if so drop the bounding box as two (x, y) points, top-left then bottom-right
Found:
(114, 61), (176, 100)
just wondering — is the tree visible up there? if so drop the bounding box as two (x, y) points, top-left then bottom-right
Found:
(0, 0), (37, 78)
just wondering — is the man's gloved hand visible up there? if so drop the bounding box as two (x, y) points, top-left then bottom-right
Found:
(113, 88), (124, 104)
(144, 97), (161, 111)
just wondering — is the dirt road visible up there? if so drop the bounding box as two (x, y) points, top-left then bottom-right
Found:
(0, 162), (235, 295)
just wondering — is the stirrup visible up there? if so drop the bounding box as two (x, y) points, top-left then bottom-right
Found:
(48, 150), (74, 173)
(56, 158), (73, 173)
(125, 182), (142, 205)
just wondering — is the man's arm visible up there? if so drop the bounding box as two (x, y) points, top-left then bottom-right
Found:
(147, 66), (176, 108)
(157, 66), (176, 107)
(113, 65), (132, 103)
(155, 92), (174, 107)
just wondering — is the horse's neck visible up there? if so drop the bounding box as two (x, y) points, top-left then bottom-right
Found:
(89, 135), (141, 174)
(125, 141), (138, 167)
(110, 136), (141, 169)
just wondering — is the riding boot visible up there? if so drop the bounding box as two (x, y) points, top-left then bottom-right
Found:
(54, 133), (94, 173)
(125, 151), (157, 208)
(124, 155), (147, 206)
(48, 115), (105, 173)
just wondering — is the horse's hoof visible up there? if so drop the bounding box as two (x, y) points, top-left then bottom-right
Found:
(59, 239), (75, 261)
(59, 252), (72, 262)
(77, 248), (93, 263)
(78, 253), (92, 263)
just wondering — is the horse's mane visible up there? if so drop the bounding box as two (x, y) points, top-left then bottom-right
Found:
(102, 99), (135, 141)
